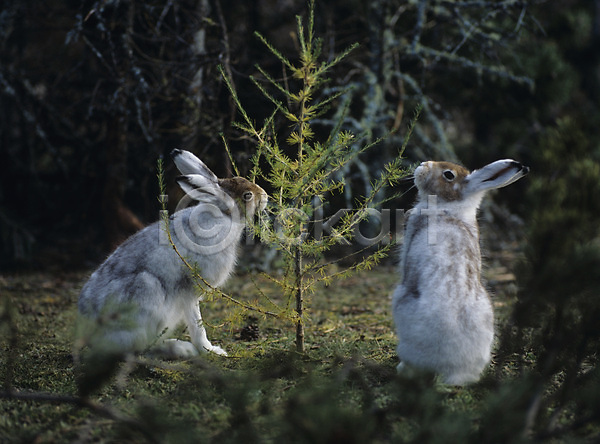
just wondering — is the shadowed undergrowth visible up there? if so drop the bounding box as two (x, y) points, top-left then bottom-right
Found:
(1, 258), (529, 444)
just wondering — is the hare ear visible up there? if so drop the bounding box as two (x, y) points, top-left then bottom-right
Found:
(176, 175), (219, 200)
(176, 175), (237, 215)
(171, 149), (218, 182)
(465, 159), (529, 194)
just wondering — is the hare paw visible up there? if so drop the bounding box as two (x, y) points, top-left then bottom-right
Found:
(204, 343), (228, 356)
(396, 361), (408, 374)
(396, 361), (418, 378)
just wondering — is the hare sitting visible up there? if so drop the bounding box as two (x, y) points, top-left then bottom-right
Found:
(78, 149), (268, 358)
(392, 159), (529, 385)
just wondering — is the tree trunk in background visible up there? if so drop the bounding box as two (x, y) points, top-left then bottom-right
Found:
(100, 1), (143, 251)
(102, 113), (143, 251)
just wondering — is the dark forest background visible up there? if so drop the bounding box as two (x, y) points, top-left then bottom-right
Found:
(2, 2), (600, 441)
(1, 0), (599, 270)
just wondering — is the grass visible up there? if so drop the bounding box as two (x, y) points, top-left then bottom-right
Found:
(0, 255), (524, 443)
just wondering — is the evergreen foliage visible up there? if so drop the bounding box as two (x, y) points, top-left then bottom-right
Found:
(219, 0), (412, 352)
(492, 117), (600, 439)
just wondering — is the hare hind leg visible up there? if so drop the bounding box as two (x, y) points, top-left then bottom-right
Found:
(151, 339), (200, 359)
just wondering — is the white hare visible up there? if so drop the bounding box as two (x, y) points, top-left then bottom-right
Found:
(78, 149), (268, 358)
(392, 159), (529, 385)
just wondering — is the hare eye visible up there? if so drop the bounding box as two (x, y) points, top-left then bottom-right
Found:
(243, 191), (254, 201)
(443, 170), (456, 181)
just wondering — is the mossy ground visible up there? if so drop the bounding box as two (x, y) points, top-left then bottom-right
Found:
(0, 254), (524, 443)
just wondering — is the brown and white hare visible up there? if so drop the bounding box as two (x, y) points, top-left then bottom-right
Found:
(78, 149), (268, 358)
(392, 159), (529, 385)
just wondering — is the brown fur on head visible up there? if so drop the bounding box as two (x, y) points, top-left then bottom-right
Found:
(218, 177), (268, 216)
(414, 161), (470, 202)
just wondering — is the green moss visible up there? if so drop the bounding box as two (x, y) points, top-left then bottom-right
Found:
(4, 254), (589, 443)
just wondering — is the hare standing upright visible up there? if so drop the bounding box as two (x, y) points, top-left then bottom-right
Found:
(392, 159), (529, 385)
(78, 149), (268, 358)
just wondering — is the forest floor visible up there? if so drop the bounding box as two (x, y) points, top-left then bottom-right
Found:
(0, 250), (523, 443)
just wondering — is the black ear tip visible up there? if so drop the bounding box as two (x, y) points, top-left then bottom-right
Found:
(175, 175), (188, 184)
(170, 148), (182, 158)
(511, 161), (530, 175)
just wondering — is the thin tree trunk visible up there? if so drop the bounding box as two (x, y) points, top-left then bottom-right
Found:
(185, 0), (210, 153)
(295, 243), (304, 353)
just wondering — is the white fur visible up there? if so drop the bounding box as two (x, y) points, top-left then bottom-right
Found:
(78, 150), (267, 358)
(392, 159), (529, 385)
